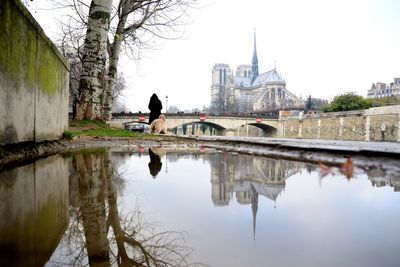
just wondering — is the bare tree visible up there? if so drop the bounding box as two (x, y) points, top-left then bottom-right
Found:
(111, 74), (128, 113)
(40, 0), (198, 121)
(57, 19), (128, 118)
(57, 18), (85, 118)
(167, 105), (180, 113)
(102, 0), (198, 119)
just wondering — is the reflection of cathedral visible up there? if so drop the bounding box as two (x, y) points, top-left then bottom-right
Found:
(209, 154), (302, 206)
(208, 153), (304, 239)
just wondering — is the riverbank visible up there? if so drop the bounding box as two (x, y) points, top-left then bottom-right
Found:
(1, 118), (400, 171)
(0, 135), (193, 168)
(1, 133), (400, 173)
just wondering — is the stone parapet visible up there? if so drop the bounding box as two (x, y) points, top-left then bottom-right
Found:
(280, 105), (400, 142)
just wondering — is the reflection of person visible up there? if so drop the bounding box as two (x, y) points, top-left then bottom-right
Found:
(148, 148), (162, 178)
(148, 93), (163, 125)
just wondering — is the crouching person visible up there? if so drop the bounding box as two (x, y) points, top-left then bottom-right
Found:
(150, 115), (167, 134)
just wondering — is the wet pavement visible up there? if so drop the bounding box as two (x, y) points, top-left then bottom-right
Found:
(185, 136), (400, 155)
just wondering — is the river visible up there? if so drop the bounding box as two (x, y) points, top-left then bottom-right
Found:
(1, 146), (400, 267)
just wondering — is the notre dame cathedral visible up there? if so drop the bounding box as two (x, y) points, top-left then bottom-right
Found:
(210, 31), (304, 114)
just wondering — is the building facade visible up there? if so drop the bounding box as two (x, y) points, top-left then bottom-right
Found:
(367, 78), (400, 98)
(210, 32), (303, 114)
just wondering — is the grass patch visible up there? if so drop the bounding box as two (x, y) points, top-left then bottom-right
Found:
(79, 128), (144, 137)
(67, 119), (165, 139)
(66, 128), (147, 138)
(63, 130), (74, 139)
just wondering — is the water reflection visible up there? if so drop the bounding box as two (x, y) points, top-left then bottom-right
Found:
(316, 156), (400, 191)
(0, 149), (197, 267)
(209, 153), (303, 206)
(53, 149), (195, 267)
(148, 147), (165, 178)
(370, 174), (400, 191)
(207, 153), (305, 240)
(1, 147), (400, 267)
(0, 155), (69, 267)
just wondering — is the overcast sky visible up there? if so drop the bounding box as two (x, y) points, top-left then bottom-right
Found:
(29, 0), (400, 112)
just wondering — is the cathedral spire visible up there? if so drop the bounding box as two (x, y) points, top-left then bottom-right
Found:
(251, 28), (259, 83)
(250, 184), (258, 242)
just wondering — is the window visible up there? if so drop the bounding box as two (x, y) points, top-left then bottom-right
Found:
(223, 69), (227, 83)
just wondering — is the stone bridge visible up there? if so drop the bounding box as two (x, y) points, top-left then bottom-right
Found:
(108, 105), (400, 142)
(108, 113), (280, 136)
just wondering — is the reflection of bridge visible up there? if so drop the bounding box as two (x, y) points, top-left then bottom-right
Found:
(108, 113), (280, 136)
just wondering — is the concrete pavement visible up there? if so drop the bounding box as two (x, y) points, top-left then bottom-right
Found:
(183, 135), (400, 156)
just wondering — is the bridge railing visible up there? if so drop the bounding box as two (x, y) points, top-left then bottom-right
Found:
(110, 112), (279, 120)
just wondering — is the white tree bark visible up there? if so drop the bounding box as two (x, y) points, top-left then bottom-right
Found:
(75, 0), (113, 120)
(102, 1), (149, 120)
(102, 4), (129, 120)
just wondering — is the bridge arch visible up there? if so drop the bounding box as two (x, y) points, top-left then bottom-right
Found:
(170, 121), (226, 136)
(172, 121), (226, 130)
(246, 122), (277, 132)
(236, 123), (277, 137)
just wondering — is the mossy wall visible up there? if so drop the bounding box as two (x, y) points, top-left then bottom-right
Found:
(0, 0), (69, 144)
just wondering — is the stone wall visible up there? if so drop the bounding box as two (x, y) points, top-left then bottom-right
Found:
(280, 105), (400, 142)
(0, 0), (69, 144)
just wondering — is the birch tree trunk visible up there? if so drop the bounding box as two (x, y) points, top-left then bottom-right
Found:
(102, 1), (150, 119)
(75, 0), (112, 121)
(102, 8), (128, 120)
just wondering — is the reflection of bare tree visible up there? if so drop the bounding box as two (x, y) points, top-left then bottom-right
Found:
(50, 149), (197, 267)
(75, 151), (110, 266)
(107, 168), (193, 266)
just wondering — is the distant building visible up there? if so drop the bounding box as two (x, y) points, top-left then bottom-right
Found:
(367, 78), (400, 98)
(210, 31), (303, 114)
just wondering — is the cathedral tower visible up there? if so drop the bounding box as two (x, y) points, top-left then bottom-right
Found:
(210, 63), (231, 113)
(251, 29), (259, 83)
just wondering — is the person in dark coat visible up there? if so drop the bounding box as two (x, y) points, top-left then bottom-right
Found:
(148, 148), (162, 178)
(148, 93), (163, 124)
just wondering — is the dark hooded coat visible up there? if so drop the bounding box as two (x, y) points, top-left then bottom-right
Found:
(148, 93), (163, 124)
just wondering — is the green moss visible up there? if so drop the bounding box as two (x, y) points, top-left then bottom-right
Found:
(25, 30), (37, 87)
(0, 0), (29, 89)
(0, 0), (64, 93)
(37, 43), (60, 95)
